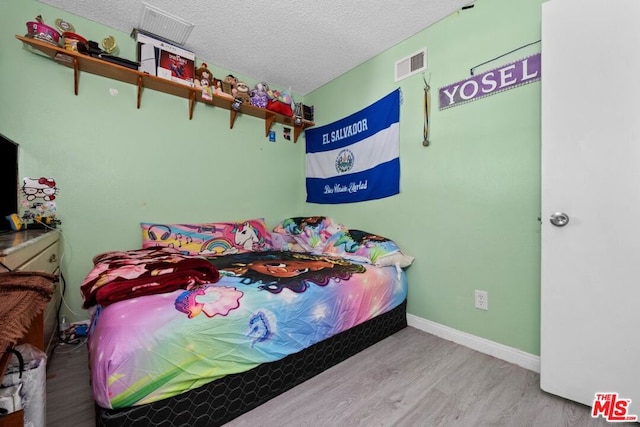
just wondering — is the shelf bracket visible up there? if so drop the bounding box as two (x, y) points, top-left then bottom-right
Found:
(230, 109), (238, 129)
(265, 114), (276, 137)
(189, 91), (196, 120)
(137, 76), (143, 109)
(72, 57), (79, 95)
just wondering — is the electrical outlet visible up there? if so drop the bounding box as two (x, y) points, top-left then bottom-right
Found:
(475, 290), (488, 310)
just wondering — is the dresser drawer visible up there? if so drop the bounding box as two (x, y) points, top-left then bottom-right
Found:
(17, 242), (59, 274)
(0, 230), (60, 271)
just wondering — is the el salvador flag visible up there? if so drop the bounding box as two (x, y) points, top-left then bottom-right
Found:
(305, 89), (400, 204)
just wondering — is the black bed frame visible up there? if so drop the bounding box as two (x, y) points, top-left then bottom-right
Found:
(96, 299), (407, 426)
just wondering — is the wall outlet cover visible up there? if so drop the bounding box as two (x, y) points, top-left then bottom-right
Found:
(475, 290), (488, 310)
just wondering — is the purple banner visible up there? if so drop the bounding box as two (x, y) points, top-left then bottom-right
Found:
(439, 53), (541, 110)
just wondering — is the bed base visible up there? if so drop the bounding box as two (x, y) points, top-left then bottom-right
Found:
(96, 299), (407, 427)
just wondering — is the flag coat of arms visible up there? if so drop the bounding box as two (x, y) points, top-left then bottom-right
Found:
(305, 89), (400, 204)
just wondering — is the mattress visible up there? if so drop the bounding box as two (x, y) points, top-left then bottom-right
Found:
(87, 250), (408, 411)
(96, 299), (407, 427)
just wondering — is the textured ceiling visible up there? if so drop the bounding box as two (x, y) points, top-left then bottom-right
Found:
(38, 0), (471, 95)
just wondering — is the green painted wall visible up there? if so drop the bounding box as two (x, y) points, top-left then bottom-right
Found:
(303, 0), (543, 355)
(2, 0), (544, 356)
(1, 0), (306, 320)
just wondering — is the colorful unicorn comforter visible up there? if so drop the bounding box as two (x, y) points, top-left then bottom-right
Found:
(87, 250), (407, 409)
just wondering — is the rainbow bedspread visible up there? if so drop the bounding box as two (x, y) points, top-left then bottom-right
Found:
(88, 250), (407, 409)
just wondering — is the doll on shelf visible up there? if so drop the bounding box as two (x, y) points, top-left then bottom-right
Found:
(195, 63), (214, 100)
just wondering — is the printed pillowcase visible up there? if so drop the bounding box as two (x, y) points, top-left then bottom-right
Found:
(322, 229), (414, 268)
(271, 216), (345, 252)
(141, 218), (273, 256)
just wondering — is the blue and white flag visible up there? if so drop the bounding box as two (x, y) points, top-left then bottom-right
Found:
(305, 89), (400, 204)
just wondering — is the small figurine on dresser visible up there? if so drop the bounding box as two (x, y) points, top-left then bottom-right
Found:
(19, 177), (60, 229)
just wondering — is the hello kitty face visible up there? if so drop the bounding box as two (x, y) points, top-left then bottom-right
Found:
(22, 177), (58, 201)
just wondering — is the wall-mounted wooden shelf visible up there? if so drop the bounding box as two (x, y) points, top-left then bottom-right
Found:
(16, 35), (314, 142)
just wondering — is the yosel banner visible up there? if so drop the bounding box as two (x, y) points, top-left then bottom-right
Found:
(439, 53), (541, 110)
(305, 89), (400, 204)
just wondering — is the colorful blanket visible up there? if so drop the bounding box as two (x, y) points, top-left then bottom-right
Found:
(87, 250), (407, 409)
(80, 247), (220, 308)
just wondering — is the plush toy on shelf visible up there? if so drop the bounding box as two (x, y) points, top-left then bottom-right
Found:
(201, 79), (213, 100)
(221, 74), (238, 97)
(266, 87), (294, 116)
(235, 81), (252, 105)
(195, 63), (214, 100)
(194, 63), (212, 88)
(250, 82), (269, 109)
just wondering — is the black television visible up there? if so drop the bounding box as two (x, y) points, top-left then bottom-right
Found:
(0, 133), (19, 232)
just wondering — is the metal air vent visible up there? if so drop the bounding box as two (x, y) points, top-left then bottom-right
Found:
(394, 48), (427, 82)
(139, 2), (194, 46)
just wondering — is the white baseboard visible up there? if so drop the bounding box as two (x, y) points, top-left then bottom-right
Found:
(406, 313), (540, 373)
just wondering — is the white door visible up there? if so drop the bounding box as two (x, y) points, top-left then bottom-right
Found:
(541, 0), (640, 415)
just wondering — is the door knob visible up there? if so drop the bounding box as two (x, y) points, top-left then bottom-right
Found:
(550, 212), (570, 227)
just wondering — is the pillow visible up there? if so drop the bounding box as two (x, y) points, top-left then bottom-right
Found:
(141, 218), (273, 256)
(270, 232), (306, 252)
(272, 216), (344, 252)
(374, 251), (415, 268)
(322, 229), (414, 268)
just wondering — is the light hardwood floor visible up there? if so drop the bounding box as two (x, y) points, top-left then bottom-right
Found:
(45, 327), (635, 427)
(45, 340), (94, 427)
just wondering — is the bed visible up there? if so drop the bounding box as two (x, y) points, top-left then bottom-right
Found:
(82, 217), (413, 426)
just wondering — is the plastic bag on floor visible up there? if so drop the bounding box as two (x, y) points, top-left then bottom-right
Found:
(0, 382), (23, 413)
(1, 343), (47, 427)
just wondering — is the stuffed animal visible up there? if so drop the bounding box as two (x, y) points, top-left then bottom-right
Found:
(201, 79), (213, 101)
(194, 63), (213, 89)
(222, 74), (238, 97)
(195, 63), (215, 100)
(250, 82), (269, 109)
(235, 81), (252, 105)
(266, 87), (294, 116)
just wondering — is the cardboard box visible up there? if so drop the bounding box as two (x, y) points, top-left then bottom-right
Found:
(136, 32), (195, 87)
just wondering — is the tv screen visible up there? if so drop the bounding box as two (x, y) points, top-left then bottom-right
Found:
(0, 133), (19, 232)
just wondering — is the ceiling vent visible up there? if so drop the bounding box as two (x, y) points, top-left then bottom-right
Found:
(394, 48), (427, 82)
(138, 2), (194, 45)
